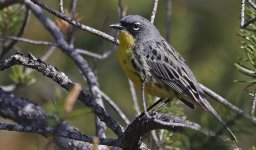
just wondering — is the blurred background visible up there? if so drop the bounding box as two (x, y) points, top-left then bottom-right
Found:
(0, 0), (255, 149)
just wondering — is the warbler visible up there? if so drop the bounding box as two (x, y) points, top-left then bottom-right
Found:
(110, 15), (236, 141)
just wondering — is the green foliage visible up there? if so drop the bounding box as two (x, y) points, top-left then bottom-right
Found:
(235, 6), (256, 95)
(0, 4), (25, 35)
(44, 89), (91, 127)
(9, 65), (35, 86)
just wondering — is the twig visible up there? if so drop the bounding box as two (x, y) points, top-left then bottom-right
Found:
(66, 0), (78, 46)
(40, 46), (56, 61)
(70, 0), (77, 15)
(240, 0), (256, 28)
(150, 0), (159, 24)
(128, 79), (140, 116)
(151, 130), (163, 150)
(251, 93), (256, 117)
(28, 0), (119, 45)
(0, 35), (57, 46)
(241, 0), (245, 27)
(76, 48), (115, 60)
(166, 0), (172, 43)
(247, 0), (256, 9)
(200, 83), (256, 124)
(59, 0), (64, 13)
(99, 90), (130, 125)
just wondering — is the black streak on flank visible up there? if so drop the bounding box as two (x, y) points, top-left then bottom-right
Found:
(164, 56), (169, 63)
(131, 59), (139, 71)
(152, 49), (157, 55)
(157, 55), (161, 60)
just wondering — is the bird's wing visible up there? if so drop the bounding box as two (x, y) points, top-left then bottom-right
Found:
(143, 40), (237, 141)
(143, 40), (205, 107)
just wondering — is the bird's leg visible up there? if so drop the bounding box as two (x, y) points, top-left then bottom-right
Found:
(147, 98), (165, 112)
(141, 81), (149, 117)
(152, 98), (172, 112)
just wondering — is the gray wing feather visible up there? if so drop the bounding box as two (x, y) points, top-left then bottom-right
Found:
(143, 40), (237, 141)
(144, 40), (203, 106)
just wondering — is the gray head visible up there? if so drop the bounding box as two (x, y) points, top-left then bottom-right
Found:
(110, 15), (160, 40)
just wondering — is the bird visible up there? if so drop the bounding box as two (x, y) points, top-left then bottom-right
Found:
(110, 15), (237, 141)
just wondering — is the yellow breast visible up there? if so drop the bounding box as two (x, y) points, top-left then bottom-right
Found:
(117, 31), (141, 86)
(117, 31), (175, 99)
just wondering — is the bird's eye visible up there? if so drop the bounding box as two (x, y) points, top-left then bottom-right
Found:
(133, 22), (140, 31)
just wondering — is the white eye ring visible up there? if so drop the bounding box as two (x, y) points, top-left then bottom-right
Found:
(133, 22), (140, 31)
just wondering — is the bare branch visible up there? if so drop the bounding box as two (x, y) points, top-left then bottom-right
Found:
(0, 53), (123, 136)
(128, 79), (140, 116)
(247, 0), (256, 9)
(0, 122), (119, 147)
(0, 35), (57, 46)
(76, 48), (115, 60)
(99, 89), (130, 125)
(200, 83), (256, 124)
(251, 93), (256, 117)
(150, 0), (159, 24)
(240, 0), (256, 28)
(23, 0), (107, 138)
(0, 88), (119, 148)
(151, 130), (163, 150)
(59, 0), (64, 13)
(120, 112), (215, 149)
(28, 0), (119, 45)
(40, 46), (56, 61)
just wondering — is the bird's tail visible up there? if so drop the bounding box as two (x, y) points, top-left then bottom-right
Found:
(198, 92), (237, 142)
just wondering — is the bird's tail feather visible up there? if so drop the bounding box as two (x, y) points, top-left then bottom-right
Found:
(199, 93), (237, 142)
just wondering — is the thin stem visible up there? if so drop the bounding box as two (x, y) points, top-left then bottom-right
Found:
(76, 48), (115, 59)
(99, 90), (130, 125)
(128, 79), (140, 115)
(0, 35), (57, 46)
(251, 93), (256, 117)
(59, 0), (64, 13)
(29, 0), (118, 45)
(150, 0), (159, 24)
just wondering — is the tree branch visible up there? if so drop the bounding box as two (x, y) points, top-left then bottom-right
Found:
(119, 112), (215, 149)
(0, 52), (123, 136)
(23, 0), (107, 138)
(0, 88), (119, 148)
(27, 0), (118, 45)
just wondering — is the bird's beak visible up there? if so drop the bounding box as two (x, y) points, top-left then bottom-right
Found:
(110, 23), (123, 30)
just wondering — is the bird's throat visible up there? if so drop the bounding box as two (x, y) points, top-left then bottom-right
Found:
(118, 31), (135, 48)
